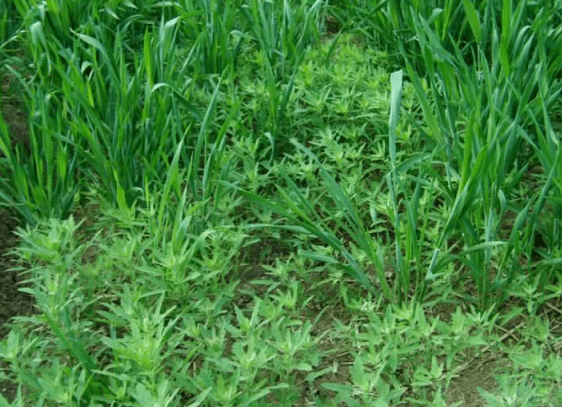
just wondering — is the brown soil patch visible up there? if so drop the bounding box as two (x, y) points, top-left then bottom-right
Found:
(445, 356), (506, 406)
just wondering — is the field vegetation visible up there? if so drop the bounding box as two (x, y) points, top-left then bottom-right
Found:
(1, 0), (562, 405)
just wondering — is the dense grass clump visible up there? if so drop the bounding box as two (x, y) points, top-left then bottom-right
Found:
(1, 0), (561, 406)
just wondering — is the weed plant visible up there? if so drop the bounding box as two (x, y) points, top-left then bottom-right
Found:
(1, 0), (562, 406)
